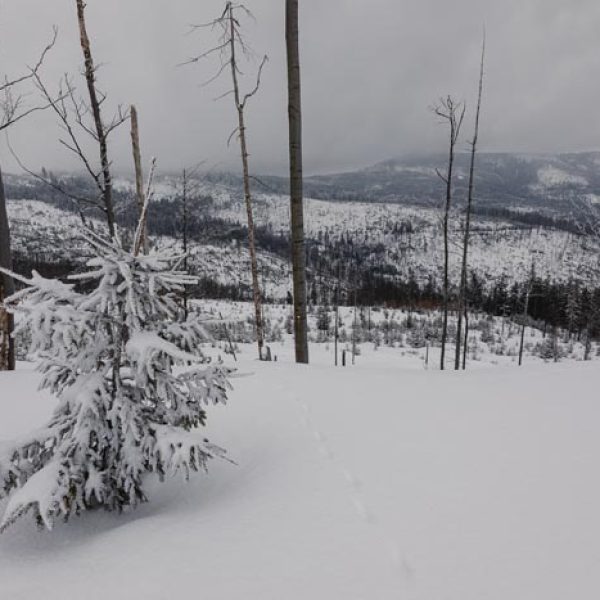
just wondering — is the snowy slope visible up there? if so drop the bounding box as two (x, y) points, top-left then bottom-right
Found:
(8, 189), (600, 299)
(1, 352), (599, 599)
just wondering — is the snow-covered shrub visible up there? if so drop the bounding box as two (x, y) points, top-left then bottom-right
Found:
(269, 323), (283, 343)
(480, 321), (494, 344)
(0, 232), (231, 531)
(14, 322), (31, 361)
(407, 327), (427, 348)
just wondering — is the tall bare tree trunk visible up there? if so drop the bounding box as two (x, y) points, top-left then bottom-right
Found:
(434, 97), (464, 370)
(455, 36), (485, 370)
(462, 305), (469, 369)
(440, 161), (452, 372)
(0, 167), (15, 371)
(286, 0), (309, 364)
(76, 0), (116, 238)
(130, 105), (148, 254)
(227, 4), (264, 359)
(352, 290), (358, 365)
(182, 168), (189, 319)
(334, 297), (339, 366)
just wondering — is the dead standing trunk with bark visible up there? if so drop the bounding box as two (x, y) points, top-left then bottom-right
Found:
(182, 169), (189, 320)
(455, 36), (485, 370)
(130, 105), (148, 254)
(286, 0), (309, 364)
(0, 168), (15, 371)
(185, 2), (268, 359)
(433, 96), (465, 370)
(226, 3), (265, 359)
(0, 31), (58, 370)
(76, 0), (116, 239)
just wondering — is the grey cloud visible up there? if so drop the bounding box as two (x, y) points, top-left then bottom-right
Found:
(0, 0), (598, 177)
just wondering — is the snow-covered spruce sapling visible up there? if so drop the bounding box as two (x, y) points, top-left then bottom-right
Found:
(0, 231), (231, 531)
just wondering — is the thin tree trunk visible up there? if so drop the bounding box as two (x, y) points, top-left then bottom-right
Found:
(440, 138), (455, 371)
(352, 290), (357, 365)
(518, 298), (529, 368)
(552, 327), (559, 363)
(455, 35), (485, 370)
(130, 105), (147, 254)
(519, 263), (534, 367)
(334, 298), (339, 366)
(182, 168), (189, 320)
(461, 306), (469, 370)
(584, 328), (591, 361)
(433, 97), (464, 371)
(286, 0), (309, 363)
(227, 4), (264, 359)
(0, 167), (15, 370)
(76, 0), (116, 238)
(219, 312), (237, 362)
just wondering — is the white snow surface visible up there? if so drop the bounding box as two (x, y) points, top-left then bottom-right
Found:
(536, 166), (588, 187)
(1, 351), (600, 599)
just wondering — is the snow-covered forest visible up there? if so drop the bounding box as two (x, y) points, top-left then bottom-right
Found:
(0, 1), (599, 599)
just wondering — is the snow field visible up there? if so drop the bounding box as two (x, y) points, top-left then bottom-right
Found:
(1, 350), (599, 599)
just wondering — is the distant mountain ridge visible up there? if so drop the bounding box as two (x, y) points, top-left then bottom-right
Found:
(181, 151), (600, 220)
(299, 152), (600, 215)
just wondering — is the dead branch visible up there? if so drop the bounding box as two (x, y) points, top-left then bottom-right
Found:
(0, 27), (59, 132)
(241, 55), (268, 108)
(133, 157), (157, 257)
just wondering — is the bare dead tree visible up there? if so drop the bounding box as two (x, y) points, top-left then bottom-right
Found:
(455, 34), (485, 370)
(185, 2), (267, 359)
(0, 30), (58, 371)
(11, 5), (128, 237)
(352, 290), (357, 365)
(286, 0), (309, 363)
(433, 96), (465, 370)
(133, 157), (157, 257)
(75, 0), (119, 238)
(130, 105), (148, 253)
(334, 288), (339, 366)
(182, 168), (190, 319)
(462, 302), (469, 369)
(172, 163), (204, 320)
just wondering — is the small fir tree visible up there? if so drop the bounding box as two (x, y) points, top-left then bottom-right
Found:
(0, 231), (230, 531)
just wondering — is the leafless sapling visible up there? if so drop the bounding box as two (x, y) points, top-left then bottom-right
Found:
(13, 3), (129, 238)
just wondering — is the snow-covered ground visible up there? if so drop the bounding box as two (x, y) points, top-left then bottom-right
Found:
(200, 300), (600, 367)
(1, 348), (599, 599)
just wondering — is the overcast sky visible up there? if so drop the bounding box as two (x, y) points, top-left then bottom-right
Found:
(0, 0), (599, 177)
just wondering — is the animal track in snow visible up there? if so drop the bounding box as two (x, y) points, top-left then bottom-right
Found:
(342, 468), (362, 491)
(291, 393), (413, 595)
(352, 497), (374, 523)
